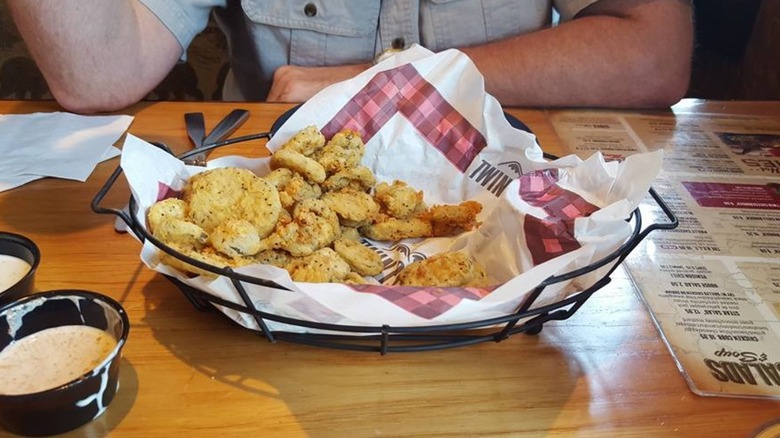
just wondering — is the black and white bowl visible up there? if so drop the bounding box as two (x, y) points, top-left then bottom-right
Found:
(0, 290), (130, 436)
(0, 232), (40, 305)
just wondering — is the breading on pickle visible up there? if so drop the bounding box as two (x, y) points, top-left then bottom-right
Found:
(250, 249), (292, 269)
(343, 272), (370, 285)
(322, 165), (376, 192)
(152, 218), (208, 251)
(318, 129), (365, 174)
(360, 215), (433, 241)
(396, 251), (490, 288)
(260, 198), (340, 257)
(425, 200), (483, 237)
(271, 149), (326, 183)
(264, 168), (323, 209)
(286, 247), (351, 283)
(374, 180), (425, 219)
(159, 245), (244, 278)
(279, 125), (326, 157)
(147, 198), (189, 234)
(210, 219), (261, 257)
(183, 167), (282, 238)
(332, 238), (384, 276)
(339, 226), (362, 241)
(321, 188), (380, 228)
(263, 167), (294, 188)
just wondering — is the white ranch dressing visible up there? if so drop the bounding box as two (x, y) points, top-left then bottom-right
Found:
(0, 254), (31, 292)
(0, 325), (117, 395)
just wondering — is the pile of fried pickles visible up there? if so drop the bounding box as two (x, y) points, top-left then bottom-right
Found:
(147, 126), (490, 287)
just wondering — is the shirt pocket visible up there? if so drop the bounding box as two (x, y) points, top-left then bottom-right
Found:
(240, 0), (381, 65)
(423, 0), (549, 51)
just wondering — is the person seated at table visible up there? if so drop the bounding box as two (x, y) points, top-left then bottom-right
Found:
(6, 0), (693, 114)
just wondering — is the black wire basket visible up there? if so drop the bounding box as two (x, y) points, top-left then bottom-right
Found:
(92, 109), (678, 354)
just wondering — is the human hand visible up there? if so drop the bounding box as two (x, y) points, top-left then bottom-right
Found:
(267, 63), (370, 103)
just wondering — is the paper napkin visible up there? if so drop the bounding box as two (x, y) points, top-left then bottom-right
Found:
(0, 112), (133, 192)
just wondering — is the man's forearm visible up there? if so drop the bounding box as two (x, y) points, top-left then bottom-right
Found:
(462, 0), (693, 108)
(7, 0), (181, 113)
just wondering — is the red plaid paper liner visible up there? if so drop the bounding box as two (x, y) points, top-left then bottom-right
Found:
(157, 182), (180, 201)
(349, 284), (493, 320)
(519, 169), (599, 265)
(322, 64), (487, 173)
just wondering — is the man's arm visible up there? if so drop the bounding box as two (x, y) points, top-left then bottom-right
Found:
(462, 0), (694, 108)
(268, 0), (693, 109)
(7, 0), (182, 113)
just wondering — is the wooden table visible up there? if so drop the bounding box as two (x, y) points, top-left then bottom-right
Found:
(1, 99), (778, 437)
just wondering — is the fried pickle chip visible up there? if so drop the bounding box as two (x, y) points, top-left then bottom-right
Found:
(210, 219), (261, 257)
(280, 125), (326, 157)
(271, 149), (326, 183)
(261, 198), (340, 257)
(339, 226), (361, 241)
(286, 247), (351, 283)
(374, 180), (425, 219)
(159, 245), (237, 278)
(360, 215), (432, 241)
(183, 167), (282, 238)
(396, 252), (490, 288)
(318, 129), (365, 174)
(152, 217), (208, 251)
(333, 238), (384, 276)
(321, 188), (380, 227)
(425, 200), (483, 237)
(322, 165), (376, 192)
(147, 198), (189, 234)
(251, 249), (292, 269)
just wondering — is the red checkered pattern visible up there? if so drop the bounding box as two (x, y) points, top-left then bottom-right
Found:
(519, 169), (599, 265)
(156, 182), (180, 202)
(322, 64), (486, 172)
(349, 284), (493, 320)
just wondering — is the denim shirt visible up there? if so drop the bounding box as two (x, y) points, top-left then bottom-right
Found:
(139, 0), (598, 100)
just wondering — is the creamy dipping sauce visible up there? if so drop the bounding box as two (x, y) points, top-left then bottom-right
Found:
(0, 325), (117, 395)
(0, 254), (31, 292)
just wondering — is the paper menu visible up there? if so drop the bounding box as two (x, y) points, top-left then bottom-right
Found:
(551, 109), (780, 398)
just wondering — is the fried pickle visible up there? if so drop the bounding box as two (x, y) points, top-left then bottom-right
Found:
(396, 252), (490, 288)
(321, 188), (380, 227)
(322, 165), (376, 192)
(279, 125), (326, 157)
(210, 219), (261, 257)
(261, 198), (340, 257)
(147, 198), (189, 234)
(374, 180), (425, 219)
(286, 247), (351, 283)
(360, 215), (433, 241)
(152, 218), (208, 251)
(318, 129), (365, 174)
(271, 149), (326, 183)
(183, 167), (282, 238)
(333, 237), (384, 276)
(425, 200), (483, 237)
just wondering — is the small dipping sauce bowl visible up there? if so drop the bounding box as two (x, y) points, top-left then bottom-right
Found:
(0, 232), (40, 305)
(0, 290), (130, 436)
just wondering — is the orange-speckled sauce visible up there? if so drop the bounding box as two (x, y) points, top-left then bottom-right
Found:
(0, 325), (117, 395)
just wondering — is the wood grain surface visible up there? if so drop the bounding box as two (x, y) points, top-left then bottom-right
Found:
(0, 100), (778, 438)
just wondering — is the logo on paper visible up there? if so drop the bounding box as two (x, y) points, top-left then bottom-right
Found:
(704, 347), (780, 386)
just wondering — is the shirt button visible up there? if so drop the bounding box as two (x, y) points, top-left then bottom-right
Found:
(304, 3), (317, 17)
(392, 37), (405, 49)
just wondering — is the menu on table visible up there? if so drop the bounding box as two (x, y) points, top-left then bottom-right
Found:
(552, 110), (780, 399)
